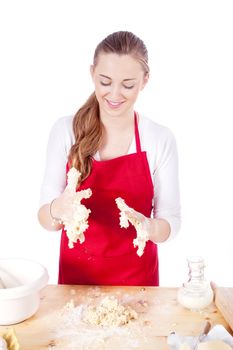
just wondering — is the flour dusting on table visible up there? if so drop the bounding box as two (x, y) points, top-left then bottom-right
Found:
(47, 288), (151, 350)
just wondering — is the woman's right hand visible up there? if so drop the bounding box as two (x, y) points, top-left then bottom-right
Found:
(51, 167), (92, 223)
(50, 181), (92, 247)
(50, 166), (83, 222)
(38, 167), (92, 231)
(50, 186), (78, 224)
(37, 186), (79, 231)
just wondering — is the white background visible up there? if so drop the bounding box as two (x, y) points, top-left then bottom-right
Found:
(0, 0), (232, 286)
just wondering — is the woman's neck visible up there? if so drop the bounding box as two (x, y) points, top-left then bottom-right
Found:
(100, 110), (135, 132)
(98, 110), (136, 160)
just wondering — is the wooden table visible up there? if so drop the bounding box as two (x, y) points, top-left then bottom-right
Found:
(0, 285), (232, 350)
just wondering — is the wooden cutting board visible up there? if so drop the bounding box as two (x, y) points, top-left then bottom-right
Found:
(0, 285), (231, 350)
(215, 287), (233, 332)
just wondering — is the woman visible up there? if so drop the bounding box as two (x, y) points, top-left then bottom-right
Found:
(38, 31), (181, 286)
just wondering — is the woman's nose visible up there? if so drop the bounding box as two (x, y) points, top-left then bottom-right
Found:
(108, 84), (122, 100)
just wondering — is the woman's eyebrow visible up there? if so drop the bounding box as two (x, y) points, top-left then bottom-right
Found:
(99, 74), (111, 80)
(99, 74), (136, 82)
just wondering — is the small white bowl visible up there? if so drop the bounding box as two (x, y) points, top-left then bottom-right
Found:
(0, 258), (49, 325)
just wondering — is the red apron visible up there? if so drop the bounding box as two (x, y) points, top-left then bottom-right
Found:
(58, 112), (159, 286)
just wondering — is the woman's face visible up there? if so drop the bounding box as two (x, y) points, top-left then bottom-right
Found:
(91, 53), (148, 119)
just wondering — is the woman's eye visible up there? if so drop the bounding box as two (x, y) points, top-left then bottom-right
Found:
(123, 85), (134, 89)
(99, 81), (134, 89)
(100, 81), (111, 86)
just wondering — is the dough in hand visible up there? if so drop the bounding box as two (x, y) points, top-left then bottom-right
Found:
(63, 167), (92, 248)
(197, 340), (232, 350)
(115, 197), (149, 256)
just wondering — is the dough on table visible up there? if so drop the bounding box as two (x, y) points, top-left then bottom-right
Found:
(83, 296), (138, 327)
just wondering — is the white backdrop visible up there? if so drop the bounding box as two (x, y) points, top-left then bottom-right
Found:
(0, 0), (232, 286)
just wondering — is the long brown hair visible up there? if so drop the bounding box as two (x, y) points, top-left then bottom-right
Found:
(68, 31), (150, 183)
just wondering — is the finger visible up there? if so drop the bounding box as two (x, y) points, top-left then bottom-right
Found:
(124, 210), (136, 220)
(67, 167), (81, 191)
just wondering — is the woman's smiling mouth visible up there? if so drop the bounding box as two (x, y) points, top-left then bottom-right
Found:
(105, 99), (125, 108)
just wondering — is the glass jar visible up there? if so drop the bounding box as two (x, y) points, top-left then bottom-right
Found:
(177, 256), (214, 311)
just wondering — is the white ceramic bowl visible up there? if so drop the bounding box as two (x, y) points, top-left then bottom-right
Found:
(0, 258), (49, 325)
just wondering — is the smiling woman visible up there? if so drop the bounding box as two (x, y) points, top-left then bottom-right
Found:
(91, 54), (148, 117)
(90, 53), (149, 160)
(38, 31), (181, 287)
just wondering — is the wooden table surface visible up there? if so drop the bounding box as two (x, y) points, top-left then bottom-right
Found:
(0, 285), (232, 350)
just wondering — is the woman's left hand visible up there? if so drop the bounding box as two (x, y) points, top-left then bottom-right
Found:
(115, 198), (152, 256)
(116, 197), (171, 247)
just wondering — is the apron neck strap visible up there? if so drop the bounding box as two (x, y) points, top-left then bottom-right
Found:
(134, 111), (142, 153)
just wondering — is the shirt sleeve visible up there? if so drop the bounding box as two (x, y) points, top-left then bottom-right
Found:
(39, 116), (74, 207)
(139, 116), (181, 241)
(152, 127), (181, 241)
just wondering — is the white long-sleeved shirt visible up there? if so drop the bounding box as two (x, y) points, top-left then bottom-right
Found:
(39, 114), (181, 240)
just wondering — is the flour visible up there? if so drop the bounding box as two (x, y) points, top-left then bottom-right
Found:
(47, 288), (150, 350)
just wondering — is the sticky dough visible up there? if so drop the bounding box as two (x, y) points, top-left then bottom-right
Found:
(115, 197), (149, 257)
(83, 296), (138, 327)
(64, 167), (92, 248)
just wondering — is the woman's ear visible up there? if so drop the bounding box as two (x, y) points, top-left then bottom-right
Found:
(90, 65), (94, 81)
(141, 72), (149, 90)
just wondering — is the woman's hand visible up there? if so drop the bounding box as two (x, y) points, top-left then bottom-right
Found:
(51, 167), (89, 221)
(50, 168), (92, 247)
(116, 197), (151, 256)
(50, 186), (79, 223)
(38, 168), (92, 236)
(124, 208), (171, 243)
(115, 197), (171, 256)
